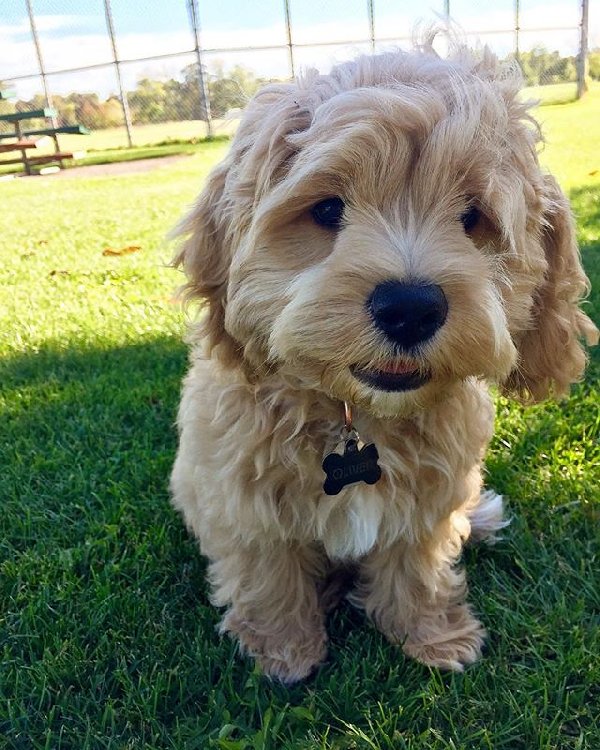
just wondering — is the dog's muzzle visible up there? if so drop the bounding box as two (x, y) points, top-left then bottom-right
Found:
(348, 280), (446, 392)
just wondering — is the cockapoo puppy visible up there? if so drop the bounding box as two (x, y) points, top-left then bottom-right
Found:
(170, 40), (597, 682)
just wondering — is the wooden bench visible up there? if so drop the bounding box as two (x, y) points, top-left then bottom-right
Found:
(0, 137), (50, 153)
(0, 106), (90, 175)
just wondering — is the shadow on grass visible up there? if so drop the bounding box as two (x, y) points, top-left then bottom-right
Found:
(0, 334), (209, 583)
(1, 311), (598, 746)
(571, 182), (600, 332)
(1, 336), (188, 519)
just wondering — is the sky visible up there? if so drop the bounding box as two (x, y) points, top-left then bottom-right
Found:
(0, 0), (596, 99)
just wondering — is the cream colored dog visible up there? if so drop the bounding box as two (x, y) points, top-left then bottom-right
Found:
(170, 40), (597, 682)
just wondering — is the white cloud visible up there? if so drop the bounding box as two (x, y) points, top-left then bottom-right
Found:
(34, 13), (86, 32)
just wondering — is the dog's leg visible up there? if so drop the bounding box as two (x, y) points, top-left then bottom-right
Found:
(351, 524), (485, 671)
(211, 542), (328, 683)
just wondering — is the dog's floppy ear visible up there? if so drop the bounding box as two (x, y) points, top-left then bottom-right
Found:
(503, 175), (598, 401)
(172, 82), (314, 363)
(172, 157), (237, 358)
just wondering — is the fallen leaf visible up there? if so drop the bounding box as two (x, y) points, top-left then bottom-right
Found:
(48, 269), (71, 277)
(102, 245), (141, 257)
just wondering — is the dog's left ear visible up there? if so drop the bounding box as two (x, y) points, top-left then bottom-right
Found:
(503, 175), (598, 401)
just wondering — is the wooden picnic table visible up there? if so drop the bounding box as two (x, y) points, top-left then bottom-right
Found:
(0, 106), (90, 175)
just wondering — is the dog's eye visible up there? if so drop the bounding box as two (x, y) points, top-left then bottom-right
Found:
(310, 197), (345, 229)
(460, 205), (481, 234)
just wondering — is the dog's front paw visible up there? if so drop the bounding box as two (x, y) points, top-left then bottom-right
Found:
(222, 611), (328, 684)
(402, 604), (486, 671)
(255, 637), (328, 683)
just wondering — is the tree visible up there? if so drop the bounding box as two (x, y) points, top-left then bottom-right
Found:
(102, 97), (123, 128)
(209, 64), (262, 117)
(128, 78), (168, 123)
(5, 62), (272, 132)
(589, 49), (600, 80)
(517, 47), (577, 86)
(179, 61), (265, 119)
(0, 81), (15, 128)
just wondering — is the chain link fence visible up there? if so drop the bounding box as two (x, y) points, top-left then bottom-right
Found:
(0, 0), (595, 150)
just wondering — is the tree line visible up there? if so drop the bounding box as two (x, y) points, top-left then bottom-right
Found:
(2, 48), (599, 132)
(0, 63), (265, 131)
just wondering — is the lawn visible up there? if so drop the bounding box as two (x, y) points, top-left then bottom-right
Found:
(0, 121), (239, 176)
(520, 81), (578, 106)
(1, 86), (599, 749)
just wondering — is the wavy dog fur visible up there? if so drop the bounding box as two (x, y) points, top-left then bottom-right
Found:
(170, 40), (598, 682)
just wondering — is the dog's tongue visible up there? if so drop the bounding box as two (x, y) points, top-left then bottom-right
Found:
(376, 360), (417, 375)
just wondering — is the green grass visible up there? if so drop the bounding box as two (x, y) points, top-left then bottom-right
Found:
(0, 144), (192, 177)
(1, 88), (599, 749)
(0, 130), (235, 176)
(60, 119), (238, 152)
(521, 81), (579, 106)
(536, 82), (600, 191)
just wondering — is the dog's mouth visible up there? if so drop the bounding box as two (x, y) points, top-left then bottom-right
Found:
(350, 359), (430, 392)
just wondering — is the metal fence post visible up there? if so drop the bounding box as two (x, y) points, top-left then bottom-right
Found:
(368, 0), (375, 53)
(103, 0), (134, 147)
(187, 0), (213, 138)
(25, 0), (60, 152)
(577, 0), (589, 98)
(283, 0), (295, 79)
(514, 0), (521, 63)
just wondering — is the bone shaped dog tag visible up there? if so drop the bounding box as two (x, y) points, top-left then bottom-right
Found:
(322, 429), (382, 496)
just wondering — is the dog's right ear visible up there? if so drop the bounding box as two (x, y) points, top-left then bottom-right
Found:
(172, 82), (315, 361)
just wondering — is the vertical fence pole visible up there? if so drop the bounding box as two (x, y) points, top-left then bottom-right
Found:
(103, 0), (134, 147)
(577, 0), (589, 98)
(368, 0), (375, 53)
(283, 0), (295, 79)
(25, 0), (60, 153)
(514, 0), (521, 64)
(443, 0), (450, 53)
(187, 0), (213, 138)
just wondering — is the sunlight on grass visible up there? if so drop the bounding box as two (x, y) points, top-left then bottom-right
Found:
(536, 82), (600, 191)
(520, 81), (578, 106)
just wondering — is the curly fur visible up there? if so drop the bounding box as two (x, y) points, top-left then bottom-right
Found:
(170, 39), (598, 682)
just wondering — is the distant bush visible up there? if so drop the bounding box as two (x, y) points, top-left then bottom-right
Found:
(6, 62), (268, 131)
(516, 47), (577, 86)
(589, 49), (600, 80)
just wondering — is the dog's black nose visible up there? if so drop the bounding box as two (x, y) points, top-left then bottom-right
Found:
(369, 280), (448, 348)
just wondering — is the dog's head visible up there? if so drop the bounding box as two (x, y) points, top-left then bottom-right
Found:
(174, 43), (598, 417)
